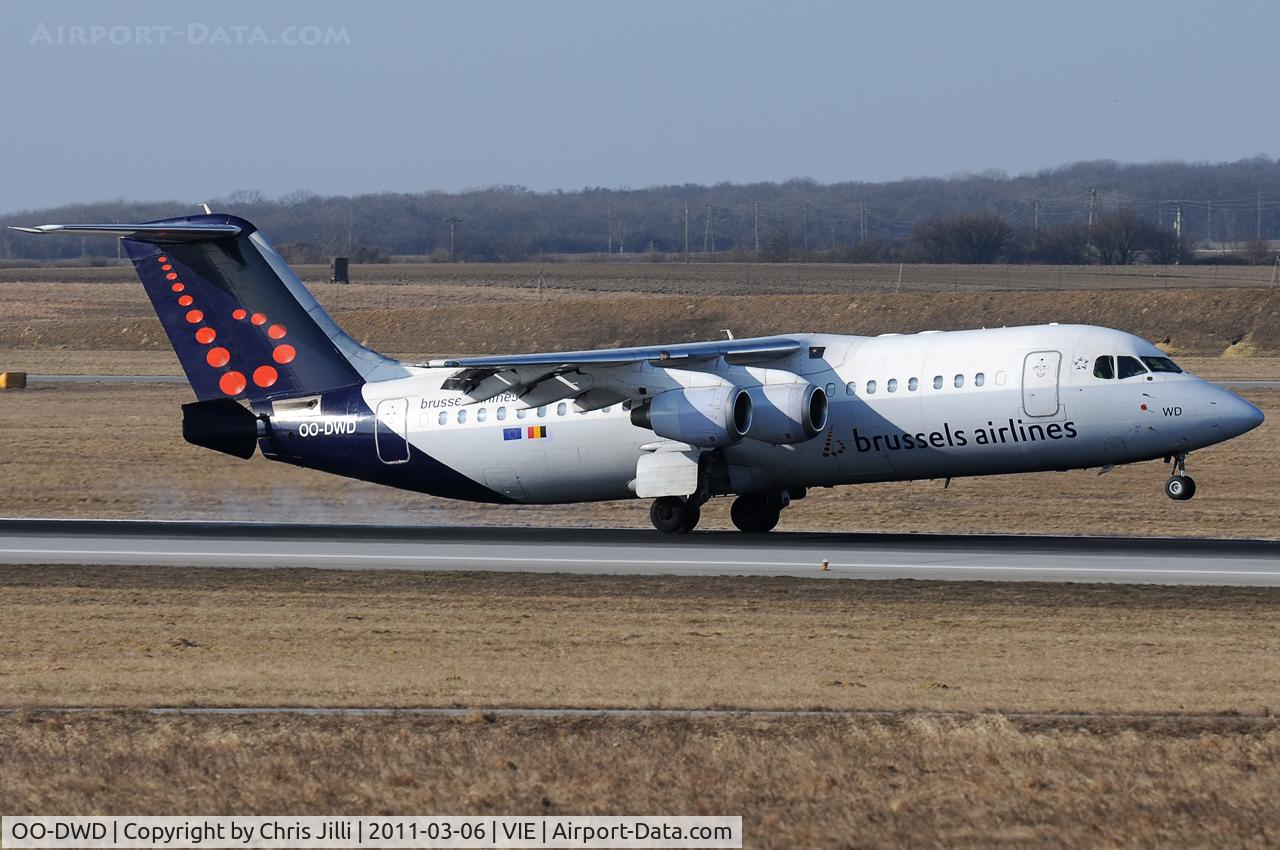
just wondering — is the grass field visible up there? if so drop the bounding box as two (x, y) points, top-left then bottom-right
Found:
(3, 712), (1277, 849)
(3, 566), (1279, 712)
(2, 567), (1279, 848)
(4, 264), (1279, 846)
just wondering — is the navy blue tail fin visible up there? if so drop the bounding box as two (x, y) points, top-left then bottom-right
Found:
(13, 214), (406, 405)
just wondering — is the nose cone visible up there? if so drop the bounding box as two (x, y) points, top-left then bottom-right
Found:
(1218, 390), (1265, 438)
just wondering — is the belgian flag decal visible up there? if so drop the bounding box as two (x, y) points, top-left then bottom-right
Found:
(526, 425), (548, 439)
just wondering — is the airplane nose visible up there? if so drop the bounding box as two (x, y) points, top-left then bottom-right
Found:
(1218, 390), (1265, 437)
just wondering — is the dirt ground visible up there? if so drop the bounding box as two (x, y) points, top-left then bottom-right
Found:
(1, 711), (1277, 850)
(2, 566), (1278, 713)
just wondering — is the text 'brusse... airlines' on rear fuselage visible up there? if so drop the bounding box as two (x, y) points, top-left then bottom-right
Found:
(12, 214), (1264, 532)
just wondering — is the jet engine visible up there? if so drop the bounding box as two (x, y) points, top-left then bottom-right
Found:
(181, 398), (260, 459)
(630, 386), (752, 447)
(746, 382), (828, 444)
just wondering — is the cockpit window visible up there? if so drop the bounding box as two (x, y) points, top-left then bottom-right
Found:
(1141, 356), (1183, 374)
(1116, 355), (1148, 379)
(1093, 355), (1115, 380)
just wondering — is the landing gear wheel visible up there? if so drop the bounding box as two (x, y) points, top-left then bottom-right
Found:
(1165, 475), (1196, 501)
(678, 503), (701, 533)
(650, 496), (698, 533)
(730, 494), (781, 533)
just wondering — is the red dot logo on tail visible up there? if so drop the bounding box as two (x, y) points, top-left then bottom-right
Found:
(219, 371), (246, 396)
(253, 365), (278, 388)
(232, 308), (247, 321)
(206, 347), (230, 368)
(273, 344), (296, 364)
(195, 327), (216, 345)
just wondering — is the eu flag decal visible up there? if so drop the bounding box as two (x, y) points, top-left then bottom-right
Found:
(527, 425), (547, 439)
(502, 427), (523, 441)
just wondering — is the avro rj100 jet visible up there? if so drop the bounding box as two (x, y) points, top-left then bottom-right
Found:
(13, 214), (1264, 532)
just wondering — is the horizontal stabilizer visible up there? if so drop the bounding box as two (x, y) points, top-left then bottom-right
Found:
(8, 222), (241, 242)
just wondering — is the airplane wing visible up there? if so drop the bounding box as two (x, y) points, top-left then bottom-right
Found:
(430, 336), (805, 409)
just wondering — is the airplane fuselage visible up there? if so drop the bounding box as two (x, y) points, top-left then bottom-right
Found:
(261, 323), (1262, 504)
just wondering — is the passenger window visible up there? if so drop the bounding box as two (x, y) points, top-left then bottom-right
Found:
(846, 382), (856, 396)
(457, 409), (467, 424)
(933, 375), (944, 390)
(516, 408), (527, 419)
(866, 380), (877, 394)
(537, 406), (547, 418)
(825, 382), (836, 398)
(557, 402), (567, 416)
(887, 378), (898, 393)
(602, 406), (612, 413)
(1093, 356), (1115, 380)
(995, 370), (1007, 385)
(476, 408), (488, 422)
(908, 377), (918, 391)
(1142, 356), (1183, 374)
(437, 411), (447, 426)
(1117, 356), (1148, 379)
(974, 372), (985, 387)
(496, 406), (507, 420)
(954, 374), (964, 388)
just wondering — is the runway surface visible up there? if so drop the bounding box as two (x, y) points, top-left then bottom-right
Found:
(2, 518), (1279, 585)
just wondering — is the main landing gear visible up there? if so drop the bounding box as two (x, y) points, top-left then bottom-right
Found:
(730, 492), (787, 533)
(1164, 452), (1197, 501)
(650, 496), (701, 533)
(648, 489), (800, 534)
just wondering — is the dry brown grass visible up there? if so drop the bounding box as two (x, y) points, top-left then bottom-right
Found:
(0, 380), (1275, 538)
(3, 259), (1278, 292)
(1, 711), (1277, 849)
(2, 566), (1278, 713)
(3, 275), (1280, 357)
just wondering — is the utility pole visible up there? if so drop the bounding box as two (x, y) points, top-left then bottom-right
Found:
(1206, 200), (1212, 248)
(753, 200), (760, 257)
(683, 201), (690, 264)
(859, 205), (867, 243)
(444, 217), (460, 262)
(607, 203), (613, 255)
(1033, 199), (1040, 233)
(1174, 202), (1183, 243)
(703, 204), (713, 254)
(1088, 187), (1097, 231)
(1258, 192), (1263, 240)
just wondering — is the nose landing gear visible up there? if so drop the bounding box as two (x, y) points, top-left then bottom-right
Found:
(1164, 453), (1196, 501)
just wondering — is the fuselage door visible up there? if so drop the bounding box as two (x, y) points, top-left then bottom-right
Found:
(1022, 351), (1061, 417)
(375, 397), (410, 464)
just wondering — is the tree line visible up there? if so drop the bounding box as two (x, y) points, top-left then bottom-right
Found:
(3, 157), (1279, 264)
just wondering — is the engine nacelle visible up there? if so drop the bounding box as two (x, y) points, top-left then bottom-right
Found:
(631, 386), (752, 447)
(746, 382), (828, 444)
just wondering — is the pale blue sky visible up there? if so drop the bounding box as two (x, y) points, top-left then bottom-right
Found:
(2, 0), (1276, 211)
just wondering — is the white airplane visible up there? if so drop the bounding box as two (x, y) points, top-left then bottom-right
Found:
(13, 214), (1264, 532)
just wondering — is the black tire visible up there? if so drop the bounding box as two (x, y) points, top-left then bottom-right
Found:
(1165, 475), (1195, 501)
(730, 494), (781, 533)
(650, 496), (690, 533)
(678, 504), (701, 533)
